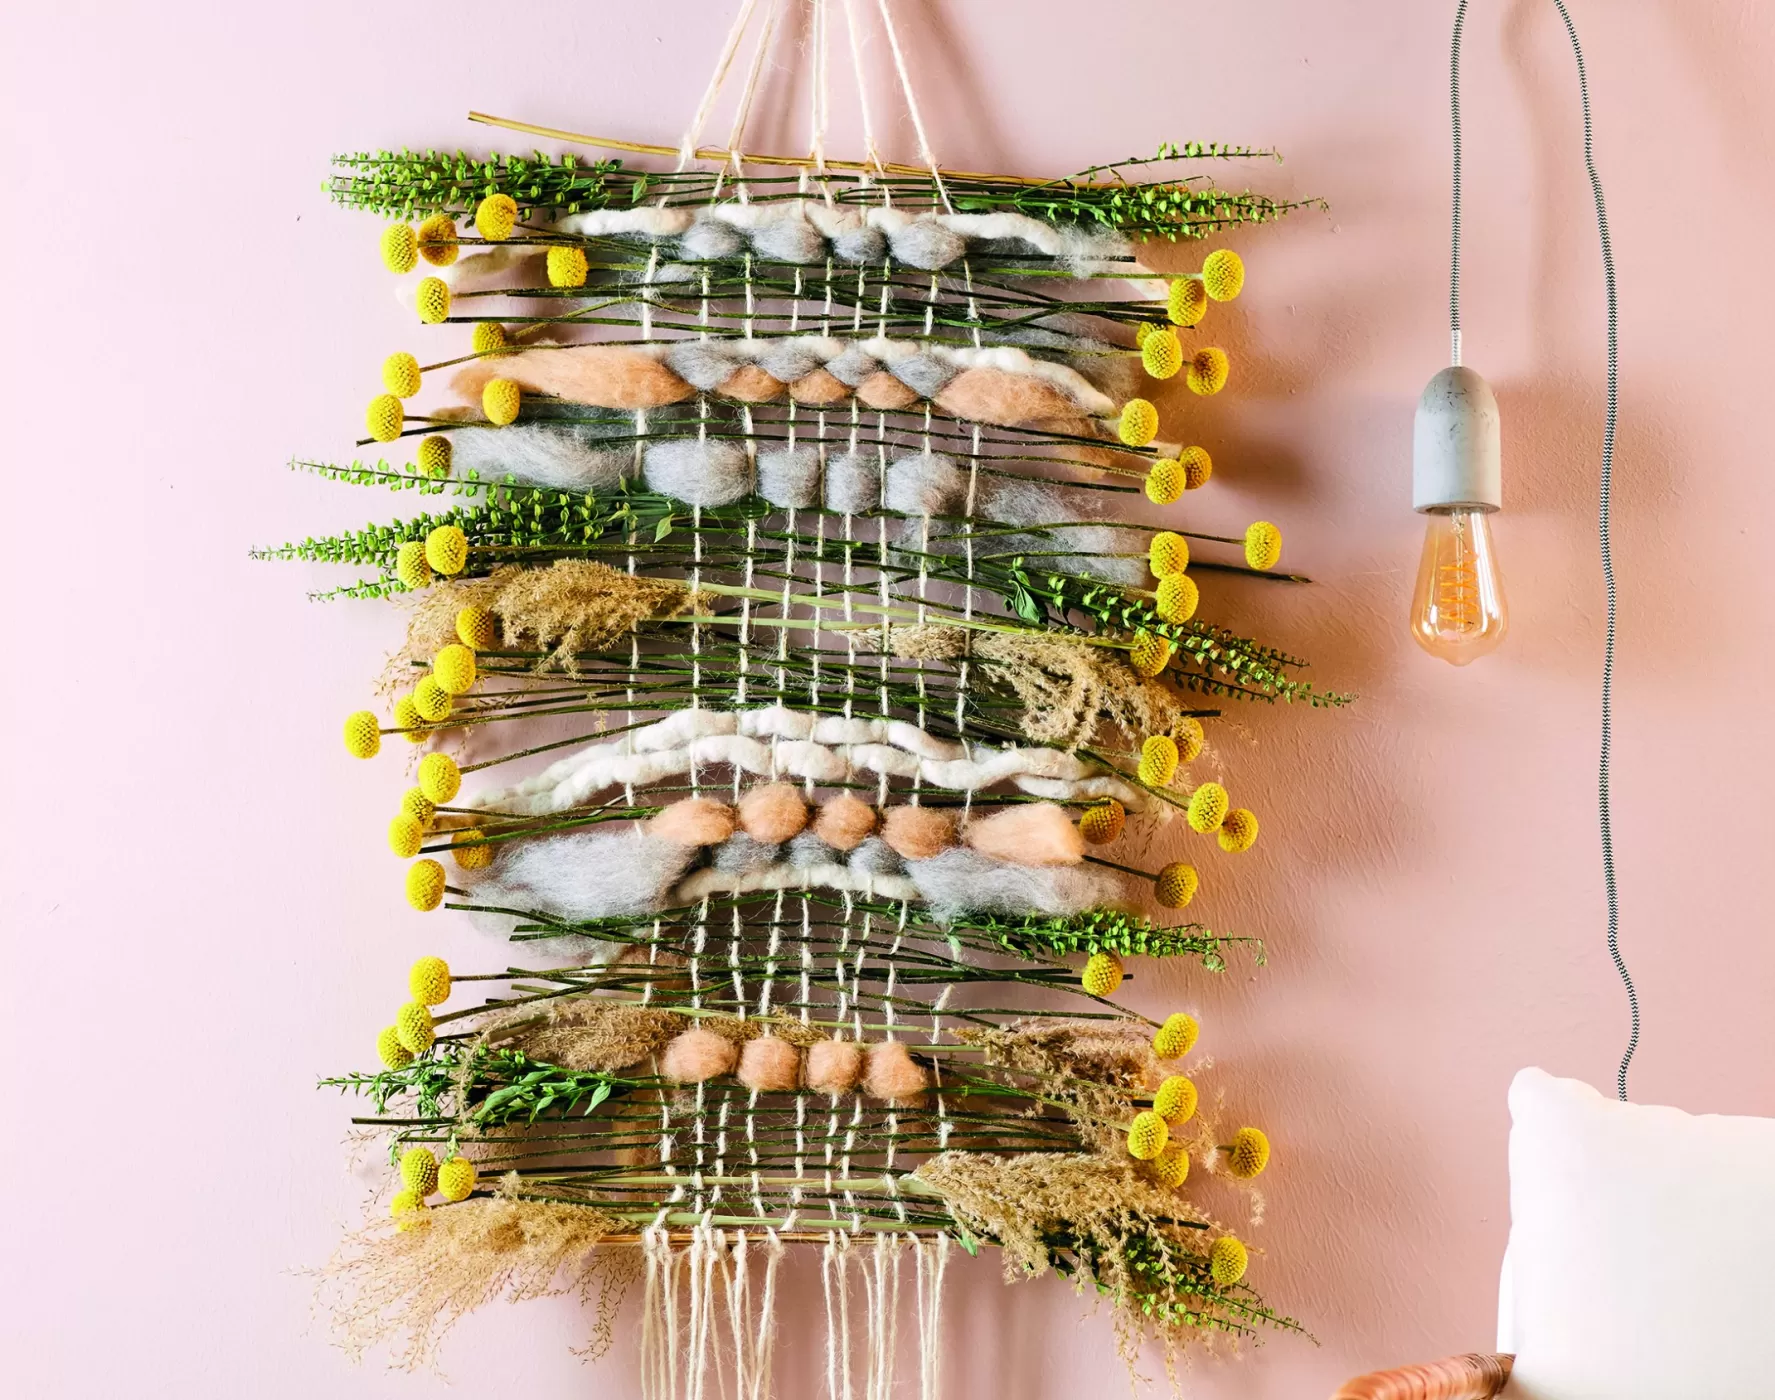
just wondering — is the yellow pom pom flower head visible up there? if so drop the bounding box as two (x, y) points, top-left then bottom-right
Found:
(1167, 276), (1208, 327)
(400, 1146), (440, 1196)
(1127, 1110), (1169, 1161)
(416, 435), (453, 479)
(432, 642), (477, 695)
(1209, 1235), (1249, 1286)
(393, 693), (428, 743)
(1187, 781), (1230, 834)
(1135, 321), (1158, 347)
(415, 276), (451, 325)
(1141, 328), (1183, 380)
(418, 752), (462, 804)
(474, 192), (519, 241)
(395, 999), (436, 1052)
(1154, 861), (1199, 909)
(1218, 808), (1260, 853)
(1179, 444), (1213, 490)
(366, 393), (404, 444)
(382, 352), (422, 399)
(1155, 574), (1200, 625)
(1138, 734), (1181, 788)
(471, 321), (510, 357)
(1153, 1011), (1200, 1060)
(1244, 520), (1282, 571)
(1077, 800), (1126, 846)
(1129, 631), (1175, 678)
(1118, 398), (1160, 447)
(1226, 1126), (1271, 1179)
(416, 213), (459, 267)
(483, 377), (522, 426)
(424, 524), (469, 577)
(412, 676), (452, 723)
(405, 860), (447, 914)
(1151, 1144), (1190, 1189)
(395, 541), (432, 590)
(1149, 531), (1190, 577)
(1173, 716), (1206, 763)
(452, 827), (496, 870)
(1201, 249), (1246, 302)
(377, 1025), (414, 1070)
(382, 225), (419, 274)
(390, 1188), (429, 1230)
(547, 244), (589, 288)
(456, 605), (498, 650)
(1081, 951), (1125, 998)
(388, 814), (424, 859)
(409, 955), (451, 1006)
(1144, 458), (1183, 506)
(343, 710), (381, 760)
(1154, 1075), (1199, 1125)
(400, 788), (436, 827)
(437, 1156), (478, 1202)
(1187, 347), (1230, 396)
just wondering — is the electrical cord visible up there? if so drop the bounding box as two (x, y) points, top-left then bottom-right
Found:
(1449, 0), (1636, 1100)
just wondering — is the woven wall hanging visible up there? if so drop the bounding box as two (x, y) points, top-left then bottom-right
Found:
(268, 2), (1341, 1390)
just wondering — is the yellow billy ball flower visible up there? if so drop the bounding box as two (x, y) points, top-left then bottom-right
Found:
(1187, 781), (1230, 834)
(416, 213), (459, 267)
(388, 814), (425, 859)
(1077, 800), (1126, 846)
(416, 434), (453, 479)
(1129, 631), (1175, 678)
(547, 244), (589, 288)
(452, 827), (496, 870)
(1186, 347), (1230, 396)
(400, 788), (436, 827)
(1218, 808), (1259, 853)
(1154, 1075), (1199, 1125)
(471, 321), (510, 357)
(1209, 1235), (1249, 1286)
(418, 752), (462, 804)
(1151, 1144), (1190, 1189)
(415, 276), (451, 325)
(474, 192), (518, 241)
(395, 998), (436, 1052)
(1081, 951), (1125, 998)
(1149, 531), (1190, 577)
(483, 377), (522, 426)
(1167, 276), (1208, 327)
(1244, 521), (1282, 571)
(1153, 1011), (1200, 1060)
(1138, 734), (1181, 788)
(390, 1188), (429, 1229)
(1226, 1126), (1271, 1179)
(412, 676), (452, 723)
(343, 710), (381, 760)
(1179, 444), (1213, 490)
(1201, 249), (1246, 302)
(409, 955), (451, 1006)
(437, 1156), (478, 1201)
(1155, 574), (1200, 625)
(456, 605), (498, 649)
(1173, 716), (1206, 763)
(1127, 1110), (1169, 1161)
(1118, 398), (1159, 447)
(395, 540), (432, 590)
(1154, 861), (1200, 909)
(382, 351), (422, 399)
(393, 693), (427, 743)
(366, 393), (404, 443)
(405, 860), (447, 915)
(1141, 328), (1183, 380)
(1144, 458), (1184, 505)
(376, 1025), (414, 1070)
(400, 1146), (440, 1196)
(382, 224), (419, 274)
(424, 524), (469, 577)
(432, 642), (477, 695)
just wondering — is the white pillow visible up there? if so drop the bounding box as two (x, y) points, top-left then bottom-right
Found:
(1502, 1067), (1775, 1399)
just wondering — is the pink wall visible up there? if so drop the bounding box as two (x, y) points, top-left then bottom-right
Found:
(5, 1), (1773, 1394)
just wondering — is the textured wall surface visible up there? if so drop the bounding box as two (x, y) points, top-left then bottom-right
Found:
(4, 1), (1773, 1395)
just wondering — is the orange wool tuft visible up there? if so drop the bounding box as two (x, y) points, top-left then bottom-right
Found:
(962, 803), (1085, 866)
(854, 372), (922, 412)
(787, 369), (852, 405)
(737, 783), (811, 844)
(812, 794), (878, 851)
(933, 368), (1081, 427)
(648, 797), (737, 847)
(804, 1039), (864, 1095)
(863, 1041), (932, 1103)
(450, 346), (694, 411)
(660, 1027), (739, 1084)
(714, 365), (787, 403)
(881, 805), (959, 861)
(736, 1036), (802, 1093)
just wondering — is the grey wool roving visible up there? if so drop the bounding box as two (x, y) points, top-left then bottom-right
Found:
(907, 846), (1124, 920)
(832, 225), (887, 264)
(666, 340), (743, 392)
(888, 219), (968, 271)
(754, 341), (823, 384)
(823, 344), (881, 387)
(887, 352), (957, 401)
(451, 424), (634, 493)
(463, 829), (698, 945)
(713, 833), (783, 875)
(751, 216), (826, 265)
(824, 451), (881, 514)
(848, 836), (907, 878)
(756, 445), (823, 509)
(679, 217), (745, 261)
(884, 453), (968, 517)
(643, 439), (752, 507)
(787, 831), (839, 868)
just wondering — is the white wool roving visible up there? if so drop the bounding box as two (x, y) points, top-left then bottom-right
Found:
(451, 423), (634, 493)
(757, 445), (823, 509)
(460, 828), (697, 934)
(642, 439), (752, 506)
(907, 847), (1125, 921)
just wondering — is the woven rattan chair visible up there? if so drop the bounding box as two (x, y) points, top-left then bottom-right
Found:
(1332, 1352), (1513, 1399)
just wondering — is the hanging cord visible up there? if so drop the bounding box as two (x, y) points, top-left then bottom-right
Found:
(1450, 0), (1635, 1099)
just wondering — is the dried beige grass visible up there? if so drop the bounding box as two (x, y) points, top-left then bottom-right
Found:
(956, 1017), (1156, 1149)
(508, 999), (688, 1072)
(494, 560), (716, 672)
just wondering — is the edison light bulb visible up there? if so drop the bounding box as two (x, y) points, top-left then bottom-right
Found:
(1411, 506), (1507, 663)
(1412, 366), (1506, 665)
